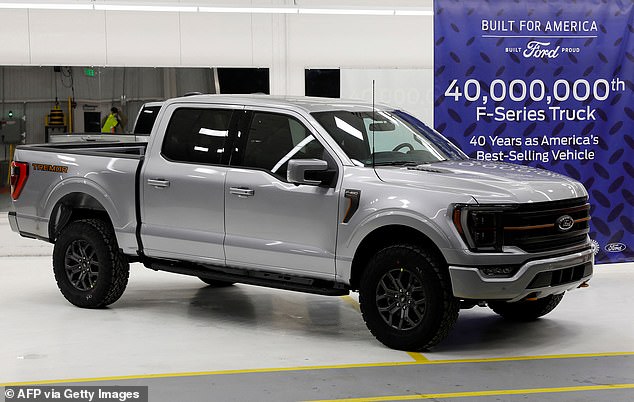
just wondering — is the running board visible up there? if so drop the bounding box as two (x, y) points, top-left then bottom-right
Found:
(149, 260), (349, 296)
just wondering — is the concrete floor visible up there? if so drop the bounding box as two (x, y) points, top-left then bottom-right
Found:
(1, 210), (633, 401)
(0, 189), (10, 213)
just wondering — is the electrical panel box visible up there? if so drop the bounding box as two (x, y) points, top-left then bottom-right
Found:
(0, 118), (25, 144)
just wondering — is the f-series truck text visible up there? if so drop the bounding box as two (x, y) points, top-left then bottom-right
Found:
(8, 95), (593, 350)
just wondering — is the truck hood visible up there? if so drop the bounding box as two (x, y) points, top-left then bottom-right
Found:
(374, 160), (587, 204)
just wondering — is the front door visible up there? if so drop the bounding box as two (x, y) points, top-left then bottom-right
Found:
(224, 110), (340, 278)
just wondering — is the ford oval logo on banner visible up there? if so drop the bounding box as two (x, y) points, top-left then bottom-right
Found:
(434, 0), (633, 263)
(605, 243), (627, 253)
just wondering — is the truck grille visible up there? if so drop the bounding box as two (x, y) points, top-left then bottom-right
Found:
(502, 197), (590, 253)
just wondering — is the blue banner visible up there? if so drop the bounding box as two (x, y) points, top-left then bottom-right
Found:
(434, 0), (633, 263)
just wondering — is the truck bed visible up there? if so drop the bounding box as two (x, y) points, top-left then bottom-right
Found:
(10, 141), (145, 255)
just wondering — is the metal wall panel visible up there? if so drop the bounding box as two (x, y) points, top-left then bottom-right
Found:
(1, 66), (212, 144)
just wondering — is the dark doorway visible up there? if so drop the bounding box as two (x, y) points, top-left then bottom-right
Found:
(305, 69), (340, 98)
(84, 112), (102, 132)
(217, 68), (270, 94)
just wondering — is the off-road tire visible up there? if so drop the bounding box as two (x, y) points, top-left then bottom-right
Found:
(198, 277), (234, 287)
(359, 244), (459, 351)
(53, 219), (129, 308)
(488, 293), (564, 321)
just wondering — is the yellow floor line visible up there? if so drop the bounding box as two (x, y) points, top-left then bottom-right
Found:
(2, 351), (633, 387)
(305, 383), (634, 402)
(406, 352), (429, 362)
(340, 295), (360, 312)
(421, 351), (634, 365)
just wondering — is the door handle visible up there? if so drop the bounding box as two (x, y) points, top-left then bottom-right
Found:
(147, 178), (170, 188)
(230, 187), (255, 197)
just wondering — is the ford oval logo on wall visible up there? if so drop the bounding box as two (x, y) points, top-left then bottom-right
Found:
(556, 215), (575, 232)
(605, 243), (626, 253)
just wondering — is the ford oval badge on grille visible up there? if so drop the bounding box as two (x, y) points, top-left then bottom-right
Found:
(556, 215), (574, 232)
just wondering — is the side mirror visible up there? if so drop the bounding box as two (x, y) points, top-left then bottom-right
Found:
(287, 159), (330, 186)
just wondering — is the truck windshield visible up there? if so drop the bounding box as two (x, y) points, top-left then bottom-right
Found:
(311, 110), (467, 166)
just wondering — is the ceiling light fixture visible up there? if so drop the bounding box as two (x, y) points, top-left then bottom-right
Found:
(394, 10), (434, 16)
(0, 2), (433, 16)
(0, 2), (93, 10)
(298, 8), (395, 16)
(94, 4), (198, 13)
(198, 7), (298, 14)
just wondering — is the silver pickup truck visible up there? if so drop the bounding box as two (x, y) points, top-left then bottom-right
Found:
(8, 95), (593, 351)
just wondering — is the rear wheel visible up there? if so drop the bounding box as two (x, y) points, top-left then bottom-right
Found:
(488, 293), (564, 321)
(359, 244), (459, 351)
(53, 219), (129, 308)
(198, 277), (234, 287)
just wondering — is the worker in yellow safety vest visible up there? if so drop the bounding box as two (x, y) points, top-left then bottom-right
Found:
(101, 107), (121, 133)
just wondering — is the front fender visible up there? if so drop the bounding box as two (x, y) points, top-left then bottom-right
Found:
(345, 209), (453, 254)
(335, 209), (457, 284)
(334, 167), (476, 283)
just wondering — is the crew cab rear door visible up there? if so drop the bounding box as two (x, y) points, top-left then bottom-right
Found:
(224, 108), (340, 278)
(140, 103), (240, 264)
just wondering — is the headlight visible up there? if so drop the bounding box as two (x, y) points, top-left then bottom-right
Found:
(452, 205), (513, 252)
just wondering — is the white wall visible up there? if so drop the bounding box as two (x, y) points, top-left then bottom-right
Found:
(340, 69), (434, 123)
(0, 2), (434, 97)
(287, 14), (434, 95)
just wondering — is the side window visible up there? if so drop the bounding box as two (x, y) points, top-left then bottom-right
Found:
(162, 108), (232, 164)
(312, 111), (370, 163)
(133, 105), (161, 135)
(240, 112), (326, 179)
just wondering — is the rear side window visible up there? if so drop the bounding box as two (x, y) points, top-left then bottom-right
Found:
(133, 106), (161, 134)
(162, 108), (232, 164)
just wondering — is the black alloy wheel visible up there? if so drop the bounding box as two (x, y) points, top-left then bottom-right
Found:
(375, 268), (427, 331)
(64, 239), (100, 291)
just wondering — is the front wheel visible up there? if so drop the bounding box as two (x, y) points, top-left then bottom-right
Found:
(359, 244), (459, 351)
(488, 293), (564, 321)
(53, 219), (129, 308)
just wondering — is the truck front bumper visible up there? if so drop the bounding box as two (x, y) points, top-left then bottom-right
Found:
(449, 247), (594, 302)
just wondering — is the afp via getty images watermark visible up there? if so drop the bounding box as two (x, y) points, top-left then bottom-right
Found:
(3, 386), (148, 402)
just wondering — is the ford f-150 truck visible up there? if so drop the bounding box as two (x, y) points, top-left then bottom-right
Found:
(8, 95), (593, 350)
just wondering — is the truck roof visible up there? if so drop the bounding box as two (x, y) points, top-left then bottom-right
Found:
(163, 94), (392, 114)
